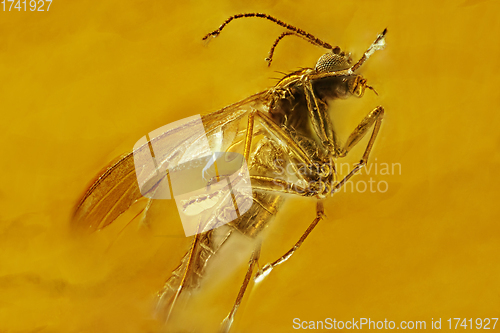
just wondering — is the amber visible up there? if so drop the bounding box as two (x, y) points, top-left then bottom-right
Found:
(1, 1), (499, 332)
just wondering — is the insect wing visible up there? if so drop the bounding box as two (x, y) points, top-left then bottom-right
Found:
(72, 92), (265, 233)
(133, 115), (210, 200)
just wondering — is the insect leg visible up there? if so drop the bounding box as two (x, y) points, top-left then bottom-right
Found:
(303, 72), (384, 171)
(251, 106), (384, 279)
(245, 107), (335, 196)
(220, 244), (261, 333)
(254, 201), (325, 283)
(252, 144), (382, 281)
(243, 111), (255, 162)
(246, 109), (314, 167)
(303, 78), (337, 155)
(332, 105), (384, 193)
(156, 232), (200, 324)
(250, 176), (324, 196)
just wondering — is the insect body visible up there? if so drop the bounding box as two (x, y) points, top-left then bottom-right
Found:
(72, 13), (387, 332)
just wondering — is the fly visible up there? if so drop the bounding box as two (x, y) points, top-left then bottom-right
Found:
(72, 13), (387, 333)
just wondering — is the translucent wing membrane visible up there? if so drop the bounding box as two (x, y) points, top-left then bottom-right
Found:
(72, 154), (143, 232)
(72, 92), (266, 233)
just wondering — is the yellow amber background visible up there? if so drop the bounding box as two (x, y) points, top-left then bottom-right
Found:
(1, 0), (499, 332)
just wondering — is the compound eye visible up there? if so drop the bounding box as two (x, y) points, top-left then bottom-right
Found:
(315, 51), (351, 72)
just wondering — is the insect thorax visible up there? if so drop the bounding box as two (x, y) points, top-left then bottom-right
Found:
(267, 71), (358, 149)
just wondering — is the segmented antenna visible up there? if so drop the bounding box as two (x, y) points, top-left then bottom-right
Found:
(265, 31), (296, 66)
(202, 13), (336, 66)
